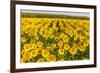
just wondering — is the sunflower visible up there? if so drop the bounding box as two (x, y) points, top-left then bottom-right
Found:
(32, 43), (37, 49)
(33, 29), (38, 36)
(31, 49), (38, 57)
(43, 29), (48, 38)
(47, 54), (56, 62)
(30, 38), (35, 43)
(21, 51), (31, 63)
(78, 45), (86, 52)
(79, 35), (85, 42)
(85, 31), (89, 36)
(21, 37), (27, 43)
(46, 45), (51, 51)
(84, 40), (90, 47)
(48, 28), (53, 34)
(21, 49), (27, 55)
(39, 27), (44, 35)
(34, 35), (39, 40)
(74, 33), (79, 40)
(58, 40), (63, 48)
(58, 48), (65, 55)
(64, 44), (70, 51)
(42, 50), (50, 57)
(55, 37), (59, 42)
(62, 35), (69, 42)
(68, 30), (74, 37)
(49, 34), (54, 39)
(38, 48), (42, 54)
(51, 43), (56, 49)
(59, 33), (64, 39)
(23, 44), (32, 51)
(69, 47), (78, 56)
(37, 41), (43, 48)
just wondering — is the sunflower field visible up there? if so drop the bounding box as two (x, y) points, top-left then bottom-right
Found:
(21, 13), (90, 63)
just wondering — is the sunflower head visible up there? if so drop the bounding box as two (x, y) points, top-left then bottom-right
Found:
(69, 47), (78, 56)
(42, 50), (50, 57)
(62, 35), (69, 42)
(58, 40), (63, 48)
(79, 45), (86, 52)
(84, 40), (90, 47)
(37, 41), (43, 48)
(49, 34), (54, 39)
(31, 49), (38, 57)
(34, 35), (39, 40)
(51, 43), (56, 49)
(55, 37), (59, 42)
(59, 33), (64, 38)
(21, 51), (31, 63)
(21, 37), (27, 43)
(24, 44), (33, 51)
(47, 54), (56, 62)
(79, 35), (85, 42)
(58, 48), (65, 55)
(46, 45), (51, 51)
(64, 44), (70, 51)
(68, 30), (74, 37)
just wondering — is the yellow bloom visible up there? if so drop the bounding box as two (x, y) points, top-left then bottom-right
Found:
(34, 35), (39, 40)
(84, 40), (90, 47)
(46, 45), (51, 51)
(24, 44), (32, 51)
(64, 44), (70, 51)
(51, 43), (56, 49)
(47, 54), (56, 62)
(59, 23), (64, 27)
(21, 52), (31, 63)
(39, 27), (44, 35)
(42, 50), (49, 57)
(59, 33), (64, 38)
(31, 49), (38, 57)
(32, 43), (37, 49)
(38, 48), (42, 54)
(79, 35), (84, 42)
(69, 47), (78, 55)
(68, 30), (73, 36)
(21, 49), (27, 55)
(58, 48), (65, 55)
(78, 45), (86, 52)
(74, 34), (79, 40)
(49, 34), (54, 39)
(62, 35), (69, 42)
(37, 41), (43, 48)
(48, 28), (53, 34)
(58, 40), (63, 48)
(21, 37), (27, 43)
(55, 37), (59, 41)
(33, 30), (38, 36)
(30, 39), (35, 43)
(43, 29), (48, 36)
(85, 31), (89, 36)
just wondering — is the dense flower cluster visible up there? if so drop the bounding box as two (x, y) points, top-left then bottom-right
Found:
(21, 16), (90, 63)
